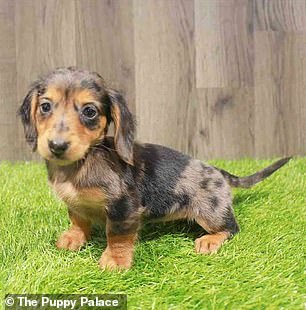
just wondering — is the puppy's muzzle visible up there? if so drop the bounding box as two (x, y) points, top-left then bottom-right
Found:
(48, 139), (70, 157)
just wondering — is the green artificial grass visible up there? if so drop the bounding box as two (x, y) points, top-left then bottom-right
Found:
(0, 158), (305, 309)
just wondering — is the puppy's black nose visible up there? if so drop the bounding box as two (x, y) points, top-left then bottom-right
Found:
(48, 139), (69, 157)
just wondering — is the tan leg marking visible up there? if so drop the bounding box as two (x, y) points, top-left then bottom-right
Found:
(195, 232), (230, 255)
(56, 213), (91, 251)
(99, 234), (137, 271)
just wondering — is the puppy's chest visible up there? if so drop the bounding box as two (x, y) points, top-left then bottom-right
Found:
(52, 181), (106, 209)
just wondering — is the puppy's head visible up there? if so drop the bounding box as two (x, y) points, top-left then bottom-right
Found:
(19, 67), (135, 165)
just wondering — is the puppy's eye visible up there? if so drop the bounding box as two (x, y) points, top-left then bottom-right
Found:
(40, 101), (52, 114)
(81, 105), (98, 119)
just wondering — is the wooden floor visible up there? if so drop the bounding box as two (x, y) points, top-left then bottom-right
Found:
(0, 0), (305, 161)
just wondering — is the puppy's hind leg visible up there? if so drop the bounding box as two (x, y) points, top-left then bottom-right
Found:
(193, 196), (239, 255)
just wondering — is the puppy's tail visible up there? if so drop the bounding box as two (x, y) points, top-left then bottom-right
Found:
(216, 157), (291, 188)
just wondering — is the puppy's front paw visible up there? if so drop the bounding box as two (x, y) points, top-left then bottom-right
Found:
(56, 229), (87, 251)
(195, 236), (219, 254)
(98, 247), (132, 271)
(195, 232), (229, 254)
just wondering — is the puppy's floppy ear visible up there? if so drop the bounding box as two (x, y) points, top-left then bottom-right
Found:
(18, 83), (40, 151)
(106, 88), (135, 165)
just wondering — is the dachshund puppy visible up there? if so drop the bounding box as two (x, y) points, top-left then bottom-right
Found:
(19, 67), (290, 270)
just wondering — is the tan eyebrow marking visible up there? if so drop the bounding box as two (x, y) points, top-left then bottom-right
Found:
(73, 89), (98, 105)
(43, 86), (65, 103)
